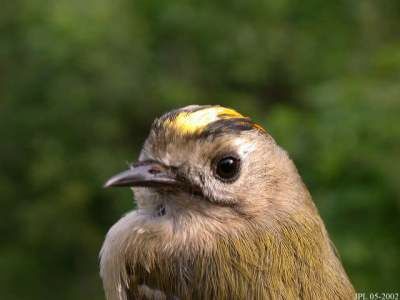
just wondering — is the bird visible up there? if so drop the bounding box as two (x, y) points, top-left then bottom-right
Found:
(100, 105), (355, 300)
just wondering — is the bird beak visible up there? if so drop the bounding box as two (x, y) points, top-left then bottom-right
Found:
(103, 161), (179, 188)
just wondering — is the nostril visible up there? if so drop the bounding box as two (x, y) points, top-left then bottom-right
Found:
(147, 164), (164, 174)
(156, 204), (166, 217)
(148, 168), (161, 174)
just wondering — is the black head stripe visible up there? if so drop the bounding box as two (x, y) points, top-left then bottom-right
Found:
(199, 118), (257, 139)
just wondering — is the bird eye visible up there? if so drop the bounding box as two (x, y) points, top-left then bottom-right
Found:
(214, 156), (241, 182)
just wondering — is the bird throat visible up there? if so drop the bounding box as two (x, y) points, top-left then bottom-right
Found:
(122, 213), (354, 299)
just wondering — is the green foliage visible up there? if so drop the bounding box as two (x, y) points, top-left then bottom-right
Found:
(1, 0), (399, 298)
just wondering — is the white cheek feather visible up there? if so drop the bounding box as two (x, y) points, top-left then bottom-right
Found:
(234, 138), (257, 158)
(162, 151), (173, 165)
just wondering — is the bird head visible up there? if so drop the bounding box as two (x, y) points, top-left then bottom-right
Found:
(100, 105), (355, 300)
(104, 105), (305, 222)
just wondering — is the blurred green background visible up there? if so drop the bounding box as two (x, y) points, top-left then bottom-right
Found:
(1, 0), (399, 299)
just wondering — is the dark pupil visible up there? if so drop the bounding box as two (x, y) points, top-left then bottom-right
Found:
(217, 157), (238, 179)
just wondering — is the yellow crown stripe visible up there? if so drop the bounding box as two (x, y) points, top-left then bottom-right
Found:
(252, 123), (266, 132)
(162, 106), (242, 134)
(163, 105), (265, 134)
